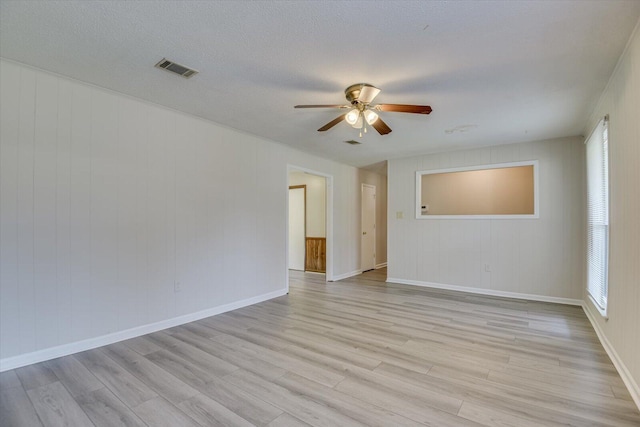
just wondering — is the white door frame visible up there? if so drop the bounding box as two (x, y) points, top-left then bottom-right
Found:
(361, 183), (376, 272)
(286, 165), (333, 293)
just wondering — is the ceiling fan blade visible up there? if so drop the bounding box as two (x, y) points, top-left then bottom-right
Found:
(318, 114), (347, 132)
(371, 117), (392, 135)
(357, 85), (381, 104)
(295, 104), (348, 109)
(375, 104), (432, 114)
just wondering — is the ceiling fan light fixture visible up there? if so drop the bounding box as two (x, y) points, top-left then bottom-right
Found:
(364, 109), (379, 125)
(345, 108), (360, 125)
(294, 83), (431, 136)
(352, 114), (364, 129)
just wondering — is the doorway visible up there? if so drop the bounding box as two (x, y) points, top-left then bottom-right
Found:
(287, 167), (332, 285)
(361, 183), (376, 272)
(288, 185), (306, 271)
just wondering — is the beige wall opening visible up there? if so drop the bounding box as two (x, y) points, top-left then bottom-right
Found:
(416, 161), (539, 219)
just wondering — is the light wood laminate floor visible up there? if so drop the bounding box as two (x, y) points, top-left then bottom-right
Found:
(2, 269), (639, 426)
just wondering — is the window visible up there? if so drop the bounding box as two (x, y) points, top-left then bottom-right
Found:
(586, 117), (609, 317)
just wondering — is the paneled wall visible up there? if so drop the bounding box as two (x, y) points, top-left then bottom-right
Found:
(583, 22), (640, 405)
(0, 59), (368, 367)
(388, 136), (585, 302)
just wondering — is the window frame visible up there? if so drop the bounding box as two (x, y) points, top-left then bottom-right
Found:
(585, 116), (610, 318)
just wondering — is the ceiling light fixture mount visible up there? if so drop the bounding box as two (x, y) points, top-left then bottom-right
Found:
(444, 124), (477, 134)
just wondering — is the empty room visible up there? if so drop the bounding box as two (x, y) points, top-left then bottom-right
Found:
(1, 1), (640, 426)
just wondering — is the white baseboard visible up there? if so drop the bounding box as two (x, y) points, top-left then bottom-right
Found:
(330, 270), (362, 281)
(0, 288), (287, 372)
(386, 277), (583, 306)
(583, 303), (640, 411)
(375, 262), (388, 269)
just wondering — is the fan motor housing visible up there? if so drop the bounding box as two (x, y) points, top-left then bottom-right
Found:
(345, 83), (376, 104)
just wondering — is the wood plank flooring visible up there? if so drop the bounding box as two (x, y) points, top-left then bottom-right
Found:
(1, 268), (639, 426)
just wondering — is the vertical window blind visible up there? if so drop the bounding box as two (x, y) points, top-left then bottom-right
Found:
(586, 117), (609, 315)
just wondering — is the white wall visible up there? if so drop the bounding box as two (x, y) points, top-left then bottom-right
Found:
(289, 171), (326, 238)
(582, 21), (640, 407)
(388, 136), (585, 302)
(288, 187), (306, 270)
(0, 59), (366, 368)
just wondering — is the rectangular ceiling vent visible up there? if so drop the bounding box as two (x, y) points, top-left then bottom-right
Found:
(344, 139), (362, 145)
(155, 58), (199, 78)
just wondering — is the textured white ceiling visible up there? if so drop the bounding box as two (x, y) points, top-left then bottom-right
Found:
(1, 1), (639, 168)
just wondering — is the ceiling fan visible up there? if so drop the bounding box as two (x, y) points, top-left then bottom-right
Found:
(295, 83), (432, 136)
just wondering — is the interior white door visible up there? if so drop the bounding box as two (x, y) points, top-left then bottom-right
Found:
(289, 187), (305, 270)
(361, 184), (376, 272)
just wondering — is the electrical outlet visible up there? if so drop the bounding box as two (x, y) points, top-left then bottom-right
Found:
(396, 211), (404, 219)
(174, 281), (182, 292)
(484, 264), (491, 272)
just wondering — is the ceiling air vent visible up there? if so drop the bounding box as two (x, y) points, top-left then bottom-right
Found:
(155, 58), (199, 78)
(344, 140), (362, 145)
